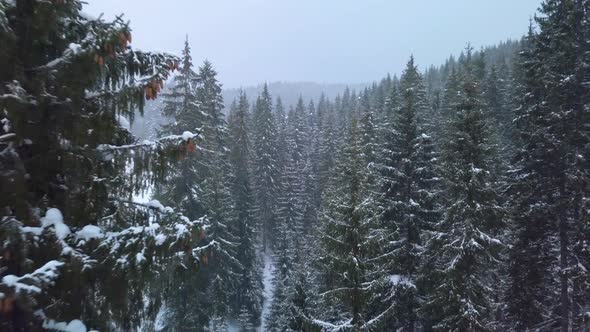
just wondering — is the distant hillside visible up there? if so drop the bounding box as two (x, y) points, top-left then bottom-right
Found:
(222, 81), (367, 109)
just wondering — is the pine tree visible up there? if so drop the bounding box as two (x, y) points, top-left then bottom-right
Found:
(318, 98), (337, 196)
(274, 96), (288, 178)
(482, 63), (512, 151)
(265, 216), (296, 331)
(278, 129), (304, 244)
(424, 58), (504, 331)
(315, 119), (390, 331)
(291, 97), (310, 164)
(195, 60), (241, 329)
(156, 38), (204, 219)
(0, 2), (208, 330)
(358, 89), (377, 166)
(287, 252), (316, 332)
(375, 56), (440, 331)
(228, 92), (263, 327)
(303, 99), (321, 237)
(155, 54), (234, 332)
(251, 84), (280, 251)
(507, 1), (590, 330)
(160, 36), (202, 137)
(435, 67), (462, 142)
(265, 100), (307, 331)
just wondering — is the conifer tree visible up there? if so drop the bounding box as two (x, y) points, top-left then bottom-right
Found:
(375, 56), (440, 331)
(303, 99), (321, 236)
(155, 38), (205, 219)
(315, 119), (390, 331)
(228, 92), (263, 327)
(160, 36), (202, 137)
(0, 2), (208, 330)
(251, 84), (280, 251)
(507, 1), (590, 330)
(195, 60), (241, 330)
(318, 98), (337, 196)
(358, 89), (377, 166)
(265, 205), (296, 331)
(424, 57), (504, 331)
(274, 97), (288, 178)
(482, 63), (512, 151)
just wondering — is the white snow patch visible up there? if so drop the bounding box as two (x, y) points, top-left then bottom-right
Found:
(68, 43), (82, 54)
(117, 115), (130, 130)
(2, 275), (41, 294)
(154, 234), (167, 246)
(259, 251), (275, 332)
(2, 260), (64, 294)
(43, 319), (87, 332)
(182, 131), (196, 141)
(146, 200), (174, 213)
(390, 274), (415, 288)
(136, 252), (146, 265)
(41, 208), (70, 240)
(22, 226), (43, 236)
(76, 225), (103, 241)
(174, 224), (187, 238)
(154, 305), (168, 331)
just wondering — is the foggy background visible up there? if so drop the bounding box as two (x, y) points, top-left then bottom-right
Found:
(84, 0), (541, 89)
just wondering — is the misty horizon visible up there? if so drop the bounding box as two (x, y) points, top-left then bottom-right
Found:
(84, 0), (541, 88)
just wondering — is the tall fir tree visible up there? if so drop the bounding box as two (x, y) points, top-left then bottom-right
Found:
(424, 55), (504, 331)
(0, 1), (210, 330)
(375, 56), (441, 331)
(507, 1), (590, 330)
(156, 37), (205, 219)
(195, 60), (241, 331)
(315, 119), (391, 331)
(251, 84), (280, 251)
(228, 92), (263, 328)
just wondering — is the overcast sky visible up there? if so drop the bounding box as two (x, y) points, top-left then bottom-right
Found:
(84, 0), (541, 88)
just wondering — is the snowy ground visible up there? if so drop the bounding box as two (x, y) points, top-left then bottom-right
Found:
(259, 251), (275, 331)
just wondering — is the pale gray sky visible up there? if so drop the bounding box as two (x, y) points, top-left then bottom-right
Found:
(84, 0), (541, 88)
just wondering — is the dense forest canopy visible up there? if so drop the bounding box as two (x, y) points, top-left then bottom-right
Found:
(0, 0), (589, 332)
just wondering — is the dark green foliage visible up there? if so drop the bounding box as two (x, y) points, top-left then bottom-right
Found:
(314, 119), (390, 331)
(2, 1), (588, 330)
(251, 84), (280, 251)
(423, 58), (504, 331)
(506, 1), (590, 331)
(228, 92), (263, 328)
(0, 1), (213, 330)
(374, 56), (441, 331)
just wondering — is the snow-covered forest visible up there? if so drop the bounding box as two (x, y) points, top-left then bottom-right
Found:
(1, 0), (590, 331)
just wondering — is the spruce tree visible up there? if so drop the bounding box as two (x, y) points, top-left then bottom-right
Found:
(160, 36), (202, 137)
(227, 92), (263, 328)
(315, 119), (390, 331)
(0, 1), (208, 330)
(195, 60), (241, 330)
(375, 56), (440, 331)
(507, 1), (590, 330)
(358, 89), (377, 166)
(482, 63), (512, 152)
(424, 57), (504, 331)
(318, 98), (337, 196)
(251, 84), (280, 251)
